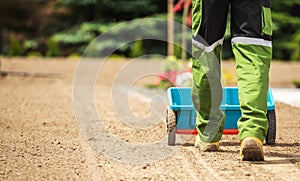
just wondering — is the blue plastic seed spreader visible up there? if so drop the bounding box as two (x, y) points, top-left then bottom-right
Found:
(166, 87), (276, 145)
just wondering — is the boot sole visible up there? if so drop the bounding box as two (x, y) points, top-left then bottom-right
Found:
(241, 145), (264, 161)
(201, 144), (219, 152)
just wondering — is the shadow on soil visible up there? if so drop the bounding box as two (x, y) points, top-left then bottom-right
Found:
(251, 157), (300, 165)
(0, 71), (62, 78)
(181, 141), (300, 164)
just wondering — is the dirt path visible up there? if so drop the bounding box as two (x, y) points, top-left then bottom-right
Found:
(0, 58), (299, 180)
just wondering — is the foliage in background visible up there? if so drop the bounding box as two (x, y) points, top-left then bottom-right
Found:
(129, 40), (145, 58)
(271, 1), (300, 61)
(45, 0), (169, 57)
(293, 79), (300, 88)
(60, 0), (164, 21)
(0, 0), (299, 60)
(8, 36), (24, 56)
(46, 39), (60, 57)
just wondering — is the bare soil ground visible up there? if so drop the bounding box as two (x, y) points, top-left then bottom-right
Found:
(0, 57), (299, 180)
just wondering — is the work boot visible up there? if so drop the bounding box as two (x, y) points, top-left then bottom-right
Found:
(195, 135), (220, 152)
(240, 137), (264, 161)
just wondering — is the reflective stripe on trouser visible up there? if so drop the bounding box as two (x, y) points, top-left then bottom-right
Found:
(232, 37), (271, 142)
(192, 0), (272, 143)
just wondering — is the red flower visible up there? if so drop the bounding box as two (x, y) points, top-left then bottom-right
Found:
(173, 0), (192, 27)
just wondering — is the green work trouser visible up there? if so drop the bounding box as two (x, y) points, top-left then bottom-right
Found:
(192, 0), (272, 143)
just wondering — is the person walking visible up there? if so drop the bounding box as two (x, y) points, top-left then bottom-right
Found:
(192, 0), (272, 161)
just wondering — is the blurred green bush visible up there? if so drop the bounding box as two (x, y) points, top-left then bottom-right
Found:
(8, 36), (24, 56)
(0, 0), (299, 60)
(46, 39), (61, 57)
